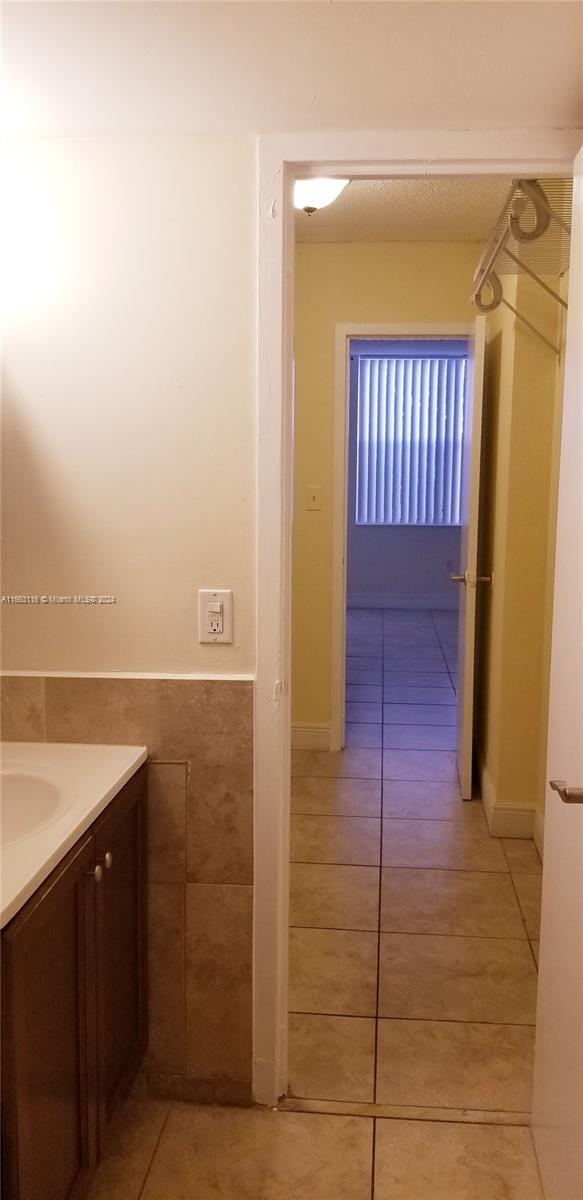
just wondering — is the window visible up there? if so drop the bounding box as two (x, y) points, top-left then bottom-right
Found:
(354, 340), (467, 526)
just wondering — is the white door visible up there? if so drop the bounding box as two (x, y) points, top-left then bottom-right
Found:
(455, 316), (487, 799)
(533, 151), (583, 1200)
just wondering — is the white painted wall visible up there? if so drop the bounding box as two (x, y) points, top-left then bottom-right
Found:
(347, 525), (461, 610)
(3, 2), (581, 138)
(1, 136), (256, 673)
(1, 4), (581, 681)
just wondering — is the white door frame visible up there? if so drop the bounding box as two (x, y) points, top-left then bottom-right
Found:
(331, 322), (474, 752)
(254, 128), (580, 1107)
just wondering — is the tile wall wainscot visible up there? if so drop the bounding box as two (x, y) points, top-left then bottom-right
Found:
(0, 674), (254, 1105)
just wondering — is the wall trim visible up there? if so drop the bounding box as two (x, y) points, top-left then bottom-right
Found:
(291, 723), (331, 750)
(0, 670), (256, 682)
(348, 592), (458, 611)
(480, 754), (535, 838)
(534, 807), (545, 860)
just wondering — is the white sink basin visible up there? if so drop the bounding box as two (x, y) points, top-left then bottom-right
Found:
(1, 742), (148, 927)
(1, 771), (63, 844)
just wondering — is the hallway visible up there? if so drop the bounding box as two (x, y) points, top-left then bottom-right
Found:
(84, 606), (546, 1200)
(288, 608), (541, 1111)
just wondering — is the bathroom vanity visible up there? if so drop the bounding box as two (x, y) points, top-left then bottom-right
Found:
(1, 744), (148, 1200)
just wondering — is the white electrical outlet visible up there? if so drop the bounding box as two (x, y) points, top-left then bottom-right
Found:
(199, 589), (233, 643)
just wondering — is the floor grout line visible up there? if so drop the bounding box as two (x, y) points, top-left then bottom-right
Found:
(291, 925), (379, 934)
(291, 775), (382, 782)
(350, 707), (458, 713)
(348, 691), (456, 697)
(502, 841), (540, 971)
(291, 861), (512, 875)
(378, 928), (531, 942)
(288, 1008), (536, 1027)
(370, 1115), (377, 1200)
(136, 1105), (172, 1200)
(292, 814), (382, 822)
(284, 1092), (534, 1113)
(291, 860), (380, 868)
(292, 926), (529, 941)
(430, 609), (458, 694)
(280, 1097), (533, 1126)
(372, 633), (386, 1103)
(291, 812), (481, 821)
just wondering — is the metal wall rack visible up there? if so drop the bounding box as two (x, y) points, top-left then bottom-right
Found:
(471, 178), (572, 354)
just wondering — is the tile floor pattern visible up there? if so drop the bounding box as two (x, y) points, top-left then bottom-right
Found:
(288, 610), (541, 1113)
(85, 1097), (546, 1200)
(86, 609), (545, 1200)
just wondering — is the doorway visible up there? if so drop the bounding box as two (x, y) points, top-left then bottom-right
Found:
(340, 333), (473, 792)
(286, 178), (546, 1115)
(254, 134), (577, 1116)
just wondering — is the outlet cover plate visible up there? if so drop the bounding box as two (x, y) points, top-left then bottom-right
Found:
(198, 589), (233, 644)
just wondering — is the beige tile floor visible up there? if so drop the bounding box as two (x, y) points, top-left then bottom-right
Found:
(285, 608), (544, 1193)
(288, 609), (540, 1111)
(85, 608), (545, 1199)
(86, 1097), (545, 1199)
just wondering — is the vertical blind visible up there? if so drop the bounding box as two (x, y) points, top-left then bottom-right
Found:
(355, 354), (467, 526)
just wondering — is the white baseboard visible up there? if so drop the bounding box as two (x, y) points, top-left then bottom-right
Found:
(533, 807), (545, 860)
(291, 723), (331, 750)
(479, 755), (536, 838)
(348, 592), (458, 611)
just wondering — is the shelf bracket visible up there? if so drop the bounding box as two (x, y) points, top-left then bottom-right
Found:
(502, 247), (568, 310)
(501, 298), (560, 356)
(471, 177), (570, 355)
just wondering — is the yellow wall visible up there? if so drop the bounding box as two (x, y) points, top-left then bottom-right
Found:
(294, 242), (563, 823)
(292, 241), (480, 727)
(478, 275), (563, 819)
(536, 274), (569, 823)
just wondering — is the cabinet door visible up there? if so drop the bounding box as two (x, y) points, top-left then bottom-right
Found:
(1, 836), (98, 1200)
(93, 766), (147, 1142)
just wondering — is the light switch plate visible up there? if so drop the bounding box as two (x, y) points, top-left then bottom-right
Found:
(198, 589), (233, 643)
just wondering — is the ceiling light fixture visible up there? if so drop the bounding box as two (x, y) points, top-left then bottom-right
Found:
(294, 178), (349, 215)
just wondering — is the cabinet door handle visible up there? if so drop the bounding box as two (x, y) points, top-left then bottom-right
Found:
(88, 864), (103, 882)
(99, 851), (113, 870)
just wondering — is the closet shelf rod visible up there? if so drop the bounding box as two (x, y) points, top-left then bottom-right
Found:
(471, 224), (510, 301)
(472, 178), (572, 311)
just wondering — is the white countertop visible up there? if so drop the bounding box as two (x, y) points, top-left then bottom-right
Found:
(1, 742), (147, 928)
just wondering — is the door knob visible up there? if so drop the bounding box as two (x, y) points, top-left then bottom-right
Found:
(549, 780), (583, 804)
(88, 864), (103, 882)
(450, 572), (492, 587)
(98, 851), (113, 870)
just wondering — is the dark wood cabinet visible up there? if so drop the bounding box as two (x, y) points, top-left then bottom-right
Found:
(1, 766), (147, 1200)
(94, 769), (147, 1145)
(1, 836), (98, 1200)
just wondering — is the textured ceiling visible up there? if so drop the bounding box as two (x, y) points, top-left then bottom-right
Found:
(295, 177), (514, 243)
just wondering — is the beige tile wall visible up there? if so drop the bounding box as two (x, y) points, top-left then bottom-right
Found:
(1, 675), (254, 1104)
